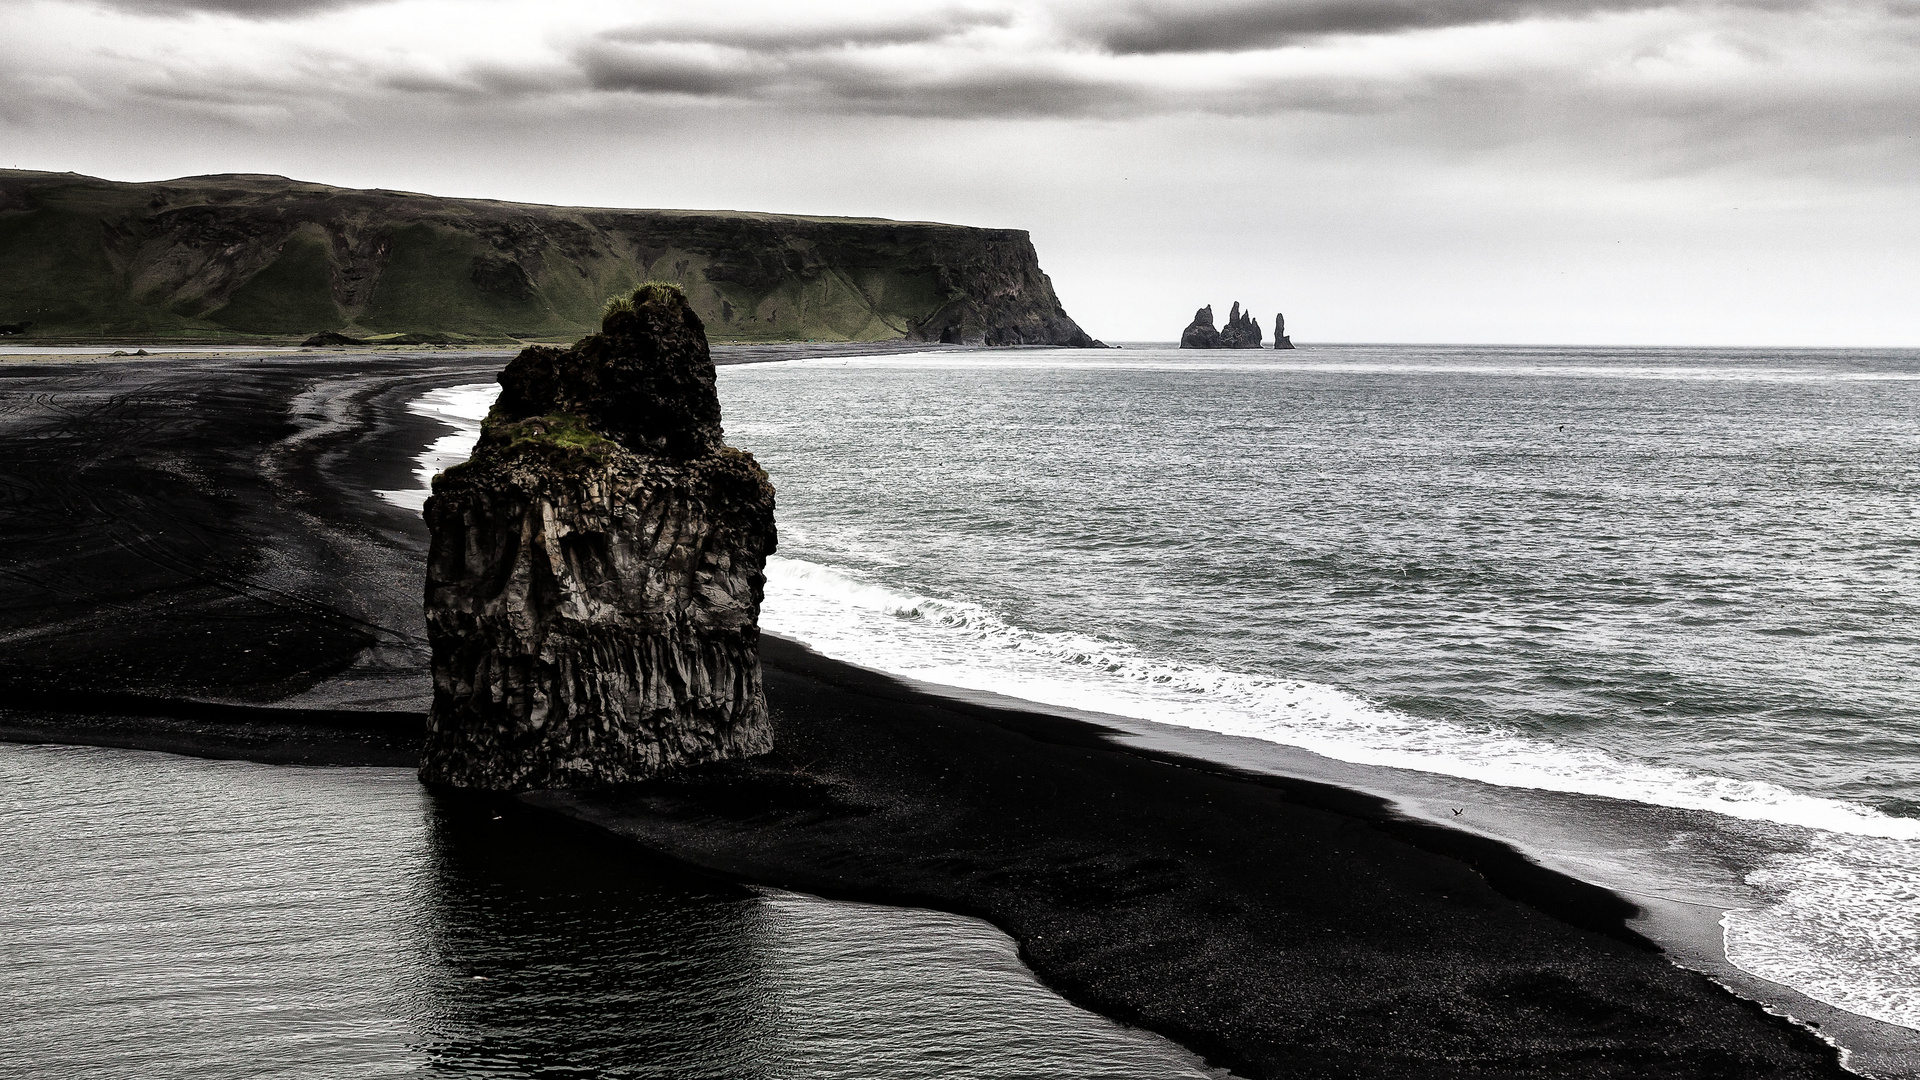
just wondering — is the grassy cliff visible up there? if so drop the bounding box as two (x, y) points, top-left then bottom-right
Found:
(0, 171), (1099, 346)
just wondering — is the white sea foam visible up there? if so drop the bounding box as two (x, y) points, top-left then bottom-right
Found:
(386, 377), (1920, 1034)
(1724, 835), (1920, 1031)
(761, 554), (1920, 843)
(759, 554), (1920, 1032)
(381, 379), (1920, 841)
(374, 383), (497, 511)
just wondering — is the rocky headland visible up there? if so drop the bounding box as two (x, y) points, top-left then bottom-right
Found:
(419, 283), (777, 791)
(0, 169), (1099, 347)
(1180, 302), (1265, 348)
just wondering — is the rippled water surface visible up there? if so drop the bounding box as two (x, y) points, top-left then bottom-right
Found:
(398, 344), (1920, 1040)
(724, 346), (1920, 819)
(714, 345), (1920, 1033)
(0, 743), (1217, 1079)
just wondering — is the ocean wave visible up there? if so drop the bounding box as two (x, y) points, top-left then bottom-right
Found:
(1724, 834), (1920, 1031)
(762, 554), (1920, 1029)
(387, 377), (1920, 1033)
(761, 554), (1920, 843)
(382, 380), (1920, 842)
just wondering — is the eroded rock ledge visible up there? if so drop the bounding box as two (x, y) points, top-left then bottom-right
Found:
(420, 284), (776, 791)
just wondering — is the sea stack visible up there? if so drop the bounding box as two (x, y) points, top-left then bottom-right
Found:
(420, 283), (777, 791)
(1180, 305), (1221, 348)
(1218, 303), (1263, 349)
(1274, 312), (1294, 350)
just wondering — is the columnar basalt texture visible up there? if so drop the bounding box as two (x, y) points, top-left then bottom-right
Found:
(421, 284), (777, 791)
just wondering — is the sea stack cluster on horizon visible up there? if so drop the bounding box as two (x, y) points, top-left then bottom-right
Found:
(419, 283), (778, 792)
(1180, 302), (1294, 349)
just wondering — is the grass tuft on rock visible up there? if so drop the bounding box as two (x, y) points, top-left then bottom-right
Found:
(601, 282), (689, 332)
(451, 410), (620, 473)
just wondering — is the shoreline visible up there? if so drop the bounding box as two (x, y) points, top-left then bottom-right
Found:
(0, 339), (978, 367)
(4, 633), (1913, 1073)
(0, 636), (1854, 1077)
(0, 634), (1850, 1077)
(0, 348), (1897, 1077)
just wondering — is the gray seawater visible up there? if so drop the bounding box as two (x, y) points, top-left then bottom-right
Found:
(0, 743), (1219, 1079)
(701, 345), (1920, 1036)
(390, 344), (1920, 1047)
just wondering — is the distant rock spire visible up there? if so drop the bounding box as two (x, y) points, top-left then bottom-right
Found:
(1218, 302), (1262, 349)
(1183, 301), (1290, 348)
(1181, 305), (1220, 349)
(1274, 312), (1294, 350)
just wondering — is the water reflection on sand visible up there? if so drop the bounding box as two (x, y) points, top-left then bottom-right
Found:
(0, 743), (1216, 1079)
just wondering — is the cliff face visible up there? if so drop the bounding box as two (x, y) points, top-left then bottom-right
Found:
(421, 284), (776, 791)
(0, 170), (1099, 346)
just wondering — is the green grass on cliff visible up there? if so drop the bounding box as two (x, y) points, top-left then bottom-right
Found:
(486, 412), (617, 457)
(0, 170), (1080, 345)
(361, 224), (556, 336)
(0, 203), (164, 337)
(209, 235), (342, 332)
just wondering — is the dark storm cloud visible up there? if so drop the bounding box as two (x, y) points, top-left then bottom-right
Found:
(575, 44), (777, 97)
(84, 0), (377, 17)
(575, 36), (1134, 118)
(16, 0), (1917, 160)
(573, 9), (1140, 118)
(808, 61), (1140, 118)
(1081, 0), (1690, 53)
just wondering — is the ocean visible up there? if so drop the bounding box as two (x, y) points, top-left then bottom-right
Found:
(392, 344), (1920, 1052)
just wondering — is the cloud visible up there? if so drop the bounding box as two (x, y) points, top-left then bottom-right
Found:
(1074, 0), (1684, 53)
(598, 7), (1016, 52)
(572, 8), (1135, 117)
(575, 42), (777, 97)
(3, 0), (1916, 174)
(573, 34), (1136, 117)
(81, 0), (377, 17)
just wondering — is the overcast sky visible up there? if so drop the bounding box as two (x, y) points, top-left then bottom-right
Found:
(2, 0), (1915, 345)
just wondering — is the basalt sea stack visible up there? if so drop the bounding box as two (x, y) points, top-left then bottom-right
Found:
(1181, 302), (1263, 348)
(420, 283), (776, 791)
(1180, 305), (1221, 348)
(1218, 302), (1263, 348)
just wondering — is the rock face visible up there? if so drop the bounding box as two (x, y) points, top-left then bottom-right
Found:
(1274, 312), (1294, 350)
(420, 283), (777, 791)
(1218, 302), (1263, 349)
(1180, 305), (1221, 349)
(1182, 302), (1264, 348)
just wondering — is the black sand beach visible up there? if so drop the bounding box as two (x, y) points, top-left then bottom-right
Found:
(0, 351), (1855, 1078)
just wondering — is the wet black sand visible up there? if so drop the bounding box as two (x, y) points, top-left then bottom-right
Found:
(0, 351), (1853, 1078)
